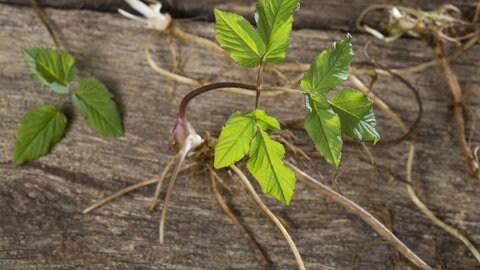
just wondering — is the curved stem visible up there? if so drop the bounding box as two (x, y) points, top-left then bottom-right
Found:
(230, 165), (306, 270)
(351, 30), (479, 77)
(355, 4), (393, 38)
(363, 49), (423, 145)
(271, 31), (479, 77)
(406, 143), (480, 263)
(179, 82), (257, 122)
(286, 161), (433, 270)
(170, 24), (227, 56)
(145, 31), (201, 86)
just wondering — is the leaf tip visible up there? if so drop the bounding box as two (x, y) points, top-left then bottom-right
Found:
(11, 157), (23, 167)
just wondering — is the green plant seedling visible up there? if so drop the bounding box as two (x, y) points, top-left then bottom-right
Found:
(12, 47), (123, 166)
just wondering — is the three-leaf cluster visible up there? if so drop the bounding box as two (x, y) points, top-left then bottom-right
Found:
(12, 47), (123, 166)
(301, 35), (380, 168)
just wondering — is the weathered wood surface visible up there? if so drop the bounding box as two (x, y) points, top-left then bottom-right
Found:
(1, 0), (478, 31)
(1, 2), (480, 270)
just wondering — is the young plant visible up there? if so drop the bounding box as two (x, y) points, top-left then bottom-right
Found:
(12, 47), (123, 166)
(210, 3), (379, 204)
(85, 1), (434, 268)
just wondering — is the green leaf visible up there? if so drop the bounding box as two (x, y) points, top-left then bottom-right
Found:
(304, 94), (343, 167)
(256, 0), (298, 63)
(300, 34), (353, 94)
(22, 46), (75, 94)
(254, 109), (280, 131)
(330, 88), (380, 142)
(71, 93), (88, 115)
(214, 9), (266, 67)
(12, 105), (67, 166)
(74, 78), (123, 137)
(247, 130), (296, 204)
(214, 111), (256, 168)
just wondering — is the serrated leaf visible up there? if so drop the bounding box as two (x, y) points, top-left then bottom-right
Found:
(12, 105), (67, 166)
(22, 46), (75, 94)
(301, 35), (353, 94)
(247, 130), (296, 204)
(330, 88), (380, 142)
(214, 111), (256, 168)
(256, 0), (298, 63)
(214, 9), (266, 67)
(304, 93), (342, 167)
(254, 109), (280, 131)
(74, 78), (123, 137)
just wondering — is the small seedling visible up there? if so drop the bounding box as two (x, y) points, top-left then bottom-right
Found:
(12, 47), (123, 166)
(84, 1), (436, 269)
(209, 4), (379, 204)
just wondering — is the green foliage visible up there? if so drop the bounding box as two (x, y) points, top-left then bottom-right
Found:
(247, 130), (296, 204)
(254, 109), (281, 131)
(214, 111), (257, 168)
(304, 94), (343, 167)
(214, 0), (298, 66)
(300, 35), (378, 167)
(22, 47), (75, 94)
(214, 109), (294, 204)
(256, 0), (298, 63)
(210, 1), (380, 203)
(330, 88), (380, 142)
(12, 105), (67, 166)
(13, 46), (123, 165)
(214, 9), (266, 67)
(73, 78), (123, 137)
(300, 35), (353, 94)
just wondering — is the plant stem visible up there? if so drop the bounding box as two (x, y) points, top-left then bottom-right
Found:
(472, 2), (480, 25)
(286, 161), (433, 270)
(82, 162), (197, 214)
(406, 143), (480, 263)
(262, 86), (305, 95)
(159, 151), (188, 244)
(432, 43), (480, 179)
(230, 165), (306, 270)
(28, 0), (62, 48)
(170, 24), (227, 56)
(179, 82), (257, 122)
(255, 61), (266, 109)
(148, 157), (176, 212)
(145, 31), (200, 86)
(208, 169), (271, 269)
(350, 73), (480, 265)
(271, 31), (479, 78)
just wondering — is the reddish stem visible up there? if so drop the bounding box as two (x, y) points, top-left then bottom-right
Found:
(178, 82), (257, 122)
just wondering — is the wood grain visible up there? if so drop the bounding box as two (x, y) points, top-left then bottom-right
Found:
(0, 3), (479, 270)
(1, 0), (477, 31)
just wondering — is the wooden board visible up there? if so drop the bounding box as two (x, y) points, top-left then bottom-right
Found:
(1, 0), (478, 31)
(1, 2), (479, 270)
